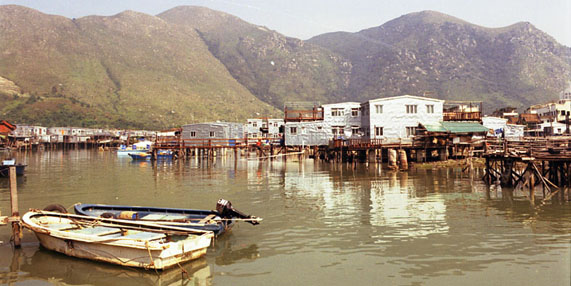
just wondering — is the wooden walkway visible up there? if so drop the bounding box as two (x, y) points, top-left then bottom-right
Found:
(483, 137), (571, 204)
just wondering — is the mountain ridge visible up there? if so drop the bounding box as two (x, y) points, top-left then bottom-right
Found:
(1, 5), (569, 129)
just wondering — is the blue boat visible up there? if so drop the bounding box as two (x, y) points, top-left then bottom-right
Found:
(73, 199), (261, 237)
(0, 159), (26, 177)
(128, 152), (151, 160)
(157, 150), (174, 159)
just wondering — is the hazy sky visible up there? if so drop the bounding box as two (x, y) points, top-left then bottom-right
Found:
(2, 0), (570, 46)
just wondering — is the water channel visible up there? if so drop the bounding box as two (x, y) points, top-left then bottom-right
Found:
(0, 150), (569, 285)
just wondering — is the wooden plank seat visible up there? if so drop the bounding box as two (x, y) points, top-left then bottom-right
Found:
(197, 214), (216, 224)
(47, 223), (76, 231)
(120, 231), (166, 241)
(141, 214), (189, 221)
(66, 226), (121, 236)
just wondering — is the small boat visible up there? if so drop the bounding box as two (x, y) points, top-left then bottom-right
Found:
(157, 150), (174, 159)
(21, 210), (214, 270)
(0, 159), (26, 177)
(74, 199), (261, 237)
(128, 152), (151, 160)
(116, 140), (153, 156)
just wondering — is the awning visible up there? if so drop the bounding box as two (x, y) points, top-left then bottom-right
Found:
(422, 122), (489, 134)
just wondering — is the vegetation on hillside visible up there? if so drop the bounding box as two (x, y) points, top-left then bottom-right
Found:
(1, 6), (570, 129)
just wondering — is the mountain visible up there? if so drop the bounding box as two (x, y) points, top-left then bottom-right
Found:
(158, 6), (352, 108)
(1, 6), (570, 128)
(309, 10), (571, 111)
(0, 5), (279, 129)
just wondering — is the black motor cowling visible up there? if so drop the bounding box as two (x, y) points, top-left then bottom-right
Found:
(216, 199), (259, 225)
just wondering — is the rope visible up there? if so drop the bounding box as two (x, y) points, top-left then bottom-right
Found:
(145, 241), (158, 274)
(176, 261), (191, 280)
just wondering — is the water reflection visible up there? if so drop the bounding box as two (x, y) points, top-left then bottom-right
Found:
(0, 246), (211, 286)
(0, 151), (569, 286)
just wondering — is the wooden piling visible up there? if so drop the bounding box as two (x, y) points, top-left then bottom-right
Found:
(388, 148), (397, 170)
(9, 166), (21, 248)
(399, 149), (408, 170)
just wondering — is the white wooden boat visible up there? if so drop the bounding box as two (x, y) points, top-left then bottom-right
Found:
(21, 210), (214, 270)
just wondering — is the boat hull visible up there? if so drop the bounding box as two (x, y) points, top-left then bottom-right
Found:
(128, 153), (151, 160)
(22, 211), (214, 270)
(0, 164), (26, 177)
(74, 204), (234, 236)
(33, 232), (209, 270)
(117, 149), (148, 156)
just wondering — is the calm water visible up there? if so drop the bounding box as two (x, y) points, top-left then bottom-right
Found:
(0, 150), (569, 286)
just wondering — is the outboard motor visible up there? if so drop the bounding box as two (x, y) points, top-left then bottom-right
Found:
(216, 199), (260, 225)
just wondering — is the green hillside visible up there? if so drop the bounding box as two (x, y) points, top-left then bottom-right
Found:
(0, 5), (279, 129)
(1, 6), (570, 128)
(158, 6), (352, 108)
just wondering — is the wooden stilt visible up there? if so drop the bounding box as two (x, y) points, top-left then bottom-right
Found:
(9, 167), (21, 248)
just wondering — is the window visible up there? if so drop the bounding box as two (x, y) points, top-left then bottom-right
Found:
(290, 127), (297, 135)
(426, 104), (434, 113)
(332, 127), (340, 136)
(375, 104), (383, 114)
(375, 126), (383, 137)
(209, 131), (215, 137)
(331, 108), (344, 117)
(406, 105), (417, 114)
(561, 110), (566, 116)
(190, 131), (196, 137)
(317, 126), (323, 130)
(351, 126), (360, 136)
(253, 122), (257, 127)
(351, 108), (360, 117)
(406, 127), (417, 137)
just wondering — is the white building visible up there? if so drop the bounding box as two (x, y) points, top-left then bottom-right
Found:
(528, 85), (571, 123)
(482, 116), (526, 139)
(361, 95), (444, 139)
(321, 102), (362, 139)
(540, 121), (568, 135)
(284, 102), (362, 146)
(284, 121), (331, 146)
(246, 118), (284, 139)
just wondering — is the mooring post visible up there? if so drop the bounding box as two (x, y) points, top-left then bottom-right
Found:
(9, 166), (21, 248)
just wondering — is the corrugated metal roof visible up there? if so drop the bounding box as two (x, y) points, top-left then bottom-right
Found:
(423, 122), (489, 134)
(423, 124), (448, 132)
(441, 122), (489, 133)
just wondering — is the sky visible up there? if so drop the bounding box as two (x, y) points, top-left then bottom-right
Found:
(1, 0), (570, 46)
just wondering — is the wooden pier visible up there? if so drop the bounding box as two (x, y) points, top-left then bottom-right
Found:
(483, 138), (571, 204)
(153, 137), (287, 160)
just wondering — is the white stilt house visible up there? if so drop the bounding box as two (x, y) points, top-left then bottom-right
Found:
(284, 102), (362, 146)
(321, 102), (362, 139)
(361, 95), (444, 139)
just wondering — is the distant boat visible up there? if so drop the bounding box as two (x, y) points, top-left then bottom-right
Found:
(21, 210), (214, 270)
(128, 152), (151, 160)
(157, 150), (174, 159)
(116, 140), (153, 156)
(74, 199), (261, 237)
(0, 159), (26, 177)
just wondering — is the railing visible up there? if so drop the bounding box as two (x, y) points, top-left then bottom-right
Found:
(155, 136), (282, 149)
(329, 138), (413, 149)
(443, 111), (482, 121)
(484, 137), (571, 158)
(284, 108), (324, 122)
